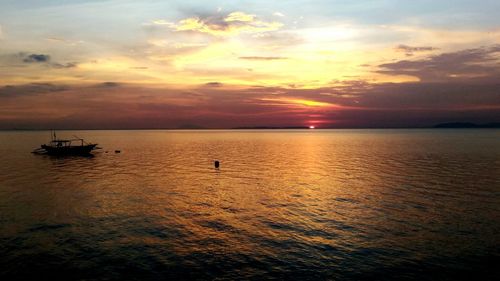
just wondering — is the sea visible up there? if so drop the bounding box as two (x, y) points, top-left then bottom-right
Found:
(0, 129), (499, 280)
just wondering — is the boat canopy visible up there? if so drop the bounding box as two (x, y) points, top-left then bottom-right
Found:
(48, 138), (85, 146)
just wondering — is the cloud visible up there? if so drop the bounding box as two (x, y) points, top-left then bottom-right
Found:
(239, 56), (288, 60)
(259, 97), (336, 108)
(23, 54), (51, 63)
(1, 80), (499, 129)
(395, 44), (438, 52)
(98, 82), (121, 88)
(273, 12), (285, 17)
(0, 83), (68, 98)
(166, 11), (283, 37)
(152, 20), (175, 26)
(204, 82), (223, 87)
(395, 44), (438, 56)
(3, 52), (78, 69)
(224, 11), (256, 22)
(378, 45), (500, 82)
(51, 62), (78, 68)
(45, 37), (84, 46)
(146, 19), (176, 28)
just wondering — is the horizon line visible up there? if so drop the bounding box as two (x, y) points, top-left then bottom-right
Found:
(2, 123), (500, 131)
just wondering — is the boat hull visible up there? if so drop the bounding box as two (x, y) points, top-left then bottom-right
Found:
(41, 144), (97, 155)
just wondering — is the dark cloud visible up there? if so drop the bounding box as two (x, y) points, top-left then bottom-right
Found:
(0, 52), (78, 69)
(23, 54), (51, 63)
(239, 56), (287, 60)
(204, 82), (223, 87)
(344, 82), (500, 110)
(98, 82), (121, 88)
(378, 45), (500, 82)
(0, 83), (68, 98)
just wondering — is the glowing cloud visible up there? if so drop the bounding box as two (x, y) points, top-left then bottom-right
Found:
(260, 97), (336, 108)
(225, 12), (256, 22)
(172, 11), (283, 36)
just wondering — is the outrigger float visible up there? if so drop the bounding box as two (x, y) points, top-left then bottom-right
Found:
(32, 131), (99, 156)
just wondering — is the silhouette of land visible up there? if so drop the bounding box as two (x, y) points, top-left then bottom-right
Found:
(433, 122), (500, 128)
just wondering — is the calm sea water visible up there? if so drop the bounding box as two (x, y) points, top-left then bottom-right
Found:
(0, 129), (499, 280)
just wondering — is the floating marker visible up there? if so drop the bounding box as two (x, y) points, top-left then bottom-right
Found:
(214, 160), (220, 168)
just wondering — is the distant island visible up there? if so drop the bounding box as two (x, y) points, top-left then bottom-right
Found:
(433, 122), (500, 128)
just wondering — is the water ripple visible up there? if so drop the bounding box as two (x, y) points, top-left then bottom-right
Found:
(0, 129), (499, 280)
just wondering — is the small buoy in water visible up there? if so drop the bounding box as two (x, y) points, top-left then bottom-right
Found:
(115, 150), (121, 153)
(214, 160), (220, 168)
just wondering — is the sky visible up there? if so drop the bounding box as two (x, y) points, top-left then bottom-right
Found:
(0, 0), (499, 129)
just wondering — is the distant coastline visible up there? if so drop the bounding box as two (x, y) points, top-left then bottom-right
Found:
(432, 122), (500, 128)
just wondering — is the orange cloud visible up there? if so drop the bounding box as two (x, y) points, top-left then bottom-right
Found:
(259, 97), (337, 108)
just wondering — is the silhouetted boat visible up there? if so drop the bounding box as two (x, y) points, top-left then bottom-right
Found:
(33, 131), (99, 156)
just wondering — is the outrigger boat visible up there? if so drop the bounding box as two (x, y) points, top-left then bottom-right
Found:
(33, 131), (99, 156)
